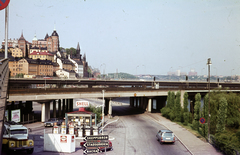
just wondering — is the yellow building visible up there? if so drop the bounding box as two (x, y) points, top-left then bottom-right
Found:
(9, 58), (53, 77)
(29, 51), (54, 62)
(10, 47), (23, 58)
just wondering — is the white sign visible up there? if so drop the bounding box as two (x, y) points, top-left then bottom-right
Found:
(11, 109), (21, 122)
(76, 101), (89, 107)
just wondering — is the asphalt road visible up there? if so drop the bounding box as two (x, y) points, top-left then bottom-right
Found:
(2, 98), (191, 155)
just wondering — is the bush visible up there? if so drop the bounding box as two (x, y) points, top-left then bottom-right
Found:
(183, 112), (189, 126)
(213, 131), (240, 155)
(161, 107), (171, 119)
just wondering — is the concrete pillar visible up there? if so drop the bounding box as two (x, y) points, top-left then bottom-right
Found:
(152, 99), (157, 112)
(58, 99), (61, 118)
(62, 99), (66, 117)
(41, 103), (45, 123)
(180, 90), (185, 108)
(66, 99), (69, 113)
(41, 102), (50, 122)
(130, 97), (134, 107)
(147, 98), (152, 113)
(108, 99), (112, 118)
(134, 98), (136, 107)
(137, 98), (140, 108)
(105, 99), (109, 115)
(140, 97), (144, 109)
(53, 100), (56, 118)
(69, 99), (73, 112)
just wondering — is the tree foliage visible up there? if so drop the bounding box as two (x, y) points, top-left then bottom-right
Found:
(174, 91), (182, 122)
(216, 97), (228, 133)
(193, 93), (201, 131)
(66, 47), (77, 55)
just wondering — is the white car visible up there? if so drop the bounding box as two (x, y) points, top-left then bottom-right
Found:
(44, 118), (63, 127)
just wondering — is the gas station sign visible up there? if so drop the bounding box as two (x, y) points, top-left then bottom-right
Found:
(76, 101), (89, 107)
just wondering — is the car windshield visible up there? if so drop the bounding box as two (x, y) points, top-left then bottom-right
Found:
(10, 129), (27, 135)
(163, 132), (173, 137)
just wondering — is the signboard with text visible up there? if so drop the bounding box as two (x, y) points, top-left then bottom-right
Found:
(11, 109), (20, 122)
(83, 135), (109, 155)
(76, 101), (89, 107)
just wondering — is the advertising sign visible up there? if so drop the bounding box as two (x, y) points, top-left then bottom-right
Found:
(11, 109), (20, 122)
(76, 101), (89, 107)
(60, 135), (67, 143)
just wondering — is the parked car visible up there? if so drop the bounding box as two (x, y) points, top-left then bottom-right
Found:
(80, 140), (113, 152)
(156, 129), (175, 144)
(44, 118), (63, 127)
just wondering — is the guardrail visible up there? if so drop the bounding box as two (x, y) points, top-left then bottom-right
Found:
(0, 58), (9, 154)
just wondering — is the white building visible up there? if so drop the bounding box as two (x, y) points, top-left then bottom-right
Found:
(56, 69), (76, 79)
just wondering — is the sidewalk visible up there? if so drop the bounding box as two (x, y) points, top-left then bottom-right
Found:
(147, 113), (222, 155)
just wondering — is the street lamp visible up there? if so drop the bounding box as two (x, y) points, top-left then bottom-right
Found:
(102, 90), (105, 135)
(207, 58), (212, 142)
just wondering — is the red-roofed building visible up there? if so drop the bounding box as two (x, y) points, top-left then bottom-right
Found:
(29, 50), (54, 62)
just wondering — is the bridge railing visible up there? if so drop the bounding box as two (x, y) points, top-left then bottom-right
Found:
(0, 58), (9, 153)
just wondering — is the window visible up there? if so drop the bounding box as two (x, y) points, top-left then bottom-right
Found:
(10, 129), (27, 135)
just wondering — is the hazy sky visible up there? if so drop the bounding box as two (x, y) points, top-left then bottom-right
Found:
(0, 0), (240, 76)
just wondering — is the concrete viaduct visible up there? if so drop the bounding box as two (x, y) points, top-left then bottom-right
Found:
(7, 78), (240, 123)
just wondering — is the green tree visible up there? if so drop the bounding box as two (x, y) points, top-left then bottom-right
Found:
(183, 92), (189, 125)
(174, 91), (182, 122)
(166, 91), (172, 108)
(225, 93), (240, 128)
(66, 47), (77, 55)
(193, 93), (201, 131)
(86, 105), (102, 123)
(216, 97), (228, 133)
(201, 94), (209, 138)
(161, 91), (172, 119)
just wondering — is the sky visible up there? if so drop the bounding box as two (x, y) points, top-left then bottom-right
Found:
(0, 0), (240, 76)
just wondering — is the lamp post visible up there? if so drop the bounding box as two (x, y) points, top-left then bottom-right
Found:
(102, 90), (105, 135)
(207, 58), (212, 142)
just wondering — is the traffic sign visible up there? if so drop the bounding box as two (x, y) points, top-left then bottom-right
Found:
(83, 148), (99, 155)
(0, 0), (10, 10)
(199, 117), (206, 124)
(84, 135), (109, 141)
(84, 142), (109, 147)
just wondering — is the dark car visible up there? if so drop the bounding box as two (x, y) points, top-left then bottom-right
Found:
(80, 140), (113, 152)
(156, 129), (175, 144)
(44, 118), (63, 127)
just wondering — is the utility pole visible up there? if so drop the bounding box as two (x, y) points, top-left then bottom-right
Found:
(207, 58), (212, 142)
(102, 90), (105, 135)
(5, 6), (9, 58)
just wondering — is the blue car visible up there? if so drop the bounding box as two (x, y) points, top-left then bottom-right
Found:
(156, 129), (175, 144)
